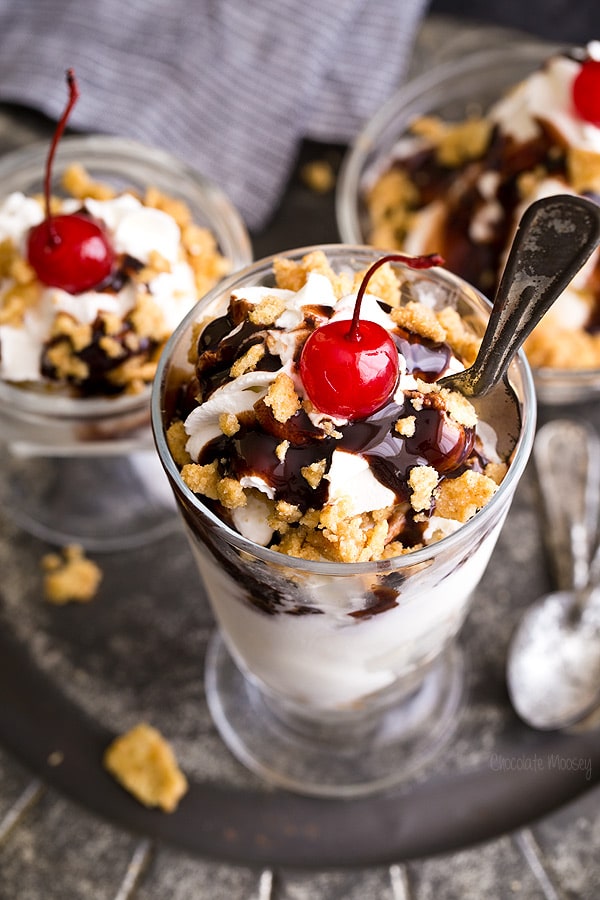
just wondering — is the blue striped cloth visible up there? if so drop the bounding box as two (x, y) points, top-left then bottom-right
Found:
(0, 0), (428, 230)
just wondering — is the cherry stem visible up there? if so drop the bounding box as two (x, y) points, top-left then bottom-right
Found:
(44, 67), (80, 245)
(348, 252), (445, 341)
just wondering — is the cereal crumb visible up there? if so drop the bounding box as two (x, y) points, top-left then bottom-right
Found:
(219, 412), (240, 436)
(166, 420), (192, 466)
(391, 300), (446, 343)
(411, 115), (491, 168)
(300, 159), (336, 194)
(301, 458), (327, 489)
(103, 723), (188, 813)
(408, 465), (438, 512)
(230, 343), (265, 378)
(44, 340), (90, 382)
(567, 145), (600, 194)
(268, 500), (303, 532)
(42, 545), (102, 605)
(441, 388), (477, 428)
(263, 372), (301, 423)
(248, 294), (287, 325)
(273, 250), (352, 298)
(435, 306), (481, 367)
(435, 470), (498, 522)
(181, 461), (220, 499)
(395, 415), (416, 437)
(217, 477), (247, 509)
(128, 294), (169, 343)
(275, 440), (290, 462)
(61, 163), (116, 201)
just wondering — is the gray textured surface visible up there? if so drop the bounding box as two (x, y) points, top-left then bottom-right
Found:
(0, 15), (599, 900)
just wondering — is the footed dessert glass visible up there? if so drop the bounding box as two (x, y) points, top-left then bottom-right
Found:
(152, 246), (536, 796)
(0, 135), (252, 551)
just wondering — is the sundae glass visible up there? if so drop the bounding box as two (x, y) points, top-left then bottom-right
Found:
(152, 245), (535, 795)
(337, 41), (600, 404)
(0, 121), (251, 550)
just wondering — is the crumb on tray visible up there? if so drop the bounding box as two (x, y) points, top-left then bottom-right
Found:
(103, 722), (188, 813)
(41, 544), (102, 605)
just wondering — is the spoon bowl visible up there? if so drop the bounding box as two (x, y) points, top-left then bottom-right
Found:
(507, 587), (600, 730)
(506, 419), (600, 730)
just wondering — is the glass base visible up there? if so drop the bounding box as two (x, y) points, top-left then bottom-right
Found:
(0, 449), (177, 552)
(205, 631), (464, 798)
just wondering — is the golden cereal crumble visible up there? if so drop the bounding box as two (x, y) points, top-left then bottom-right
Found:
(300, 159), (336, 193)
(267, 500), (303, 532)
(274, 250), (353, 299)
(408, 465), (438, 513)
(166, 420), (192, 466)
(128, 294), (170, 343)
(217, 477), (247, 509)
(275, 439), (290, 462)
(50, 313), (93, 352)
(61, 163), (116, 201)
(103, 723), (188, 813)
(366, 169), (419, 241)
(263, 372), (301, 423)
(248, 294), (287, 325)
(567, 146), (600, 194)
(441, 388), (478, 429)
(410, 115), (491, 168)
(45, 341), (90, 382)
(230, 343), (265, 378)
(435, 306), (481, 367)
(219, 412), (240, 436)
(41, 545), (102, 605)
(391, 300), (447, 343)
(435, 470), (498, 522)
(181, 460), (220, 498)
(301, 458), (327, 489)
(395, 415), (416, 437)
(277, 503), (391, 564)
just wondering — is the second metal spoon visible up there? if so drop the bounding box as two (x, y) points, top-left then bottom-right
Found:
(506, 419), (600, 730)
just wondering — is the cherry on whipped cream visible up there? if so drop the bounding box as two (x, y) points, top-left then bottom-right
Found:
(26, 68), (115, 294)
(299, 252), (443, 420)
(572, 57), (600, 128)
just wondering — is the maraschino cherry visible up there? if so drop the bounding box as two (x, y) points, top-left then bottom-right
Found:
(299, 252), (444, 420)
(26, 68), (115, 294)
(572, 57), (600, 127)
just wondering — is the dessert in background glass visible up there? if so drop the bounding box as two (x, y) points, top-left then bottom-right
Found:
(337, 41), (600, 405)
(0, 134), (252, 550)
(152, 245), (536, 796)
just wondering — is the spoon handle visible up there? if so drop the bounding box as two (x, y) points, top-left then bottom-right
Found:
(440, 194), (600, 397)
(533, 419), (600, 593)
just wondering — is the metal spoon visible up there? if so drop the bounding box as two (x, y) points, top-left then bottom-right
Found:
(506, 420), (600, 730)
(439, 194), (600, 398)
